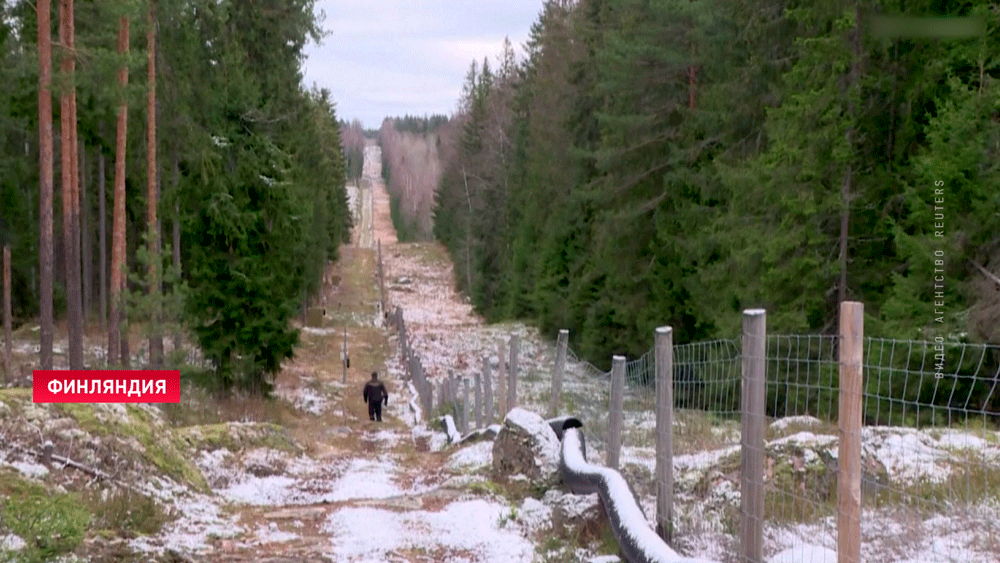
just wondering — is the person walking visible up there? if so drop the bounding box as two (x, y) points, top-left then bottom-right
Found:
(363, 371), (389, 421)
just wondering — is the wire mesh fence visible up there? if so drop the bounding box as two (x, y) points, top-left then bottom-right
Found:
(394, 295), (1000, 562)
(538, 321), (1000, 563)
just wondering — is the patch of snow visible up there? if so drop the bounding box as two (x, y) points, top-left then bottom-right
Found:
(935, 431), (990, 451)
(518, 497), (551, 530)
(863, 427), (951, 484)
(7, 460), (49, 478)
(218, 475), (299, 505)
(216, 456), (403, 506)
(131, 486), (241, 556)
(769, 545), (837, 563)
(278, 385), (329, 415)
(447, 441), (493, 470)
(302, 326), (338, 336)
(674, 445), (740, 473)
(770, 416), (824, 433)
(0, 533), (26, 551)
(769, 431), (837, 448)
(252, 522), (298, 544)
(322, 500), (536, 562)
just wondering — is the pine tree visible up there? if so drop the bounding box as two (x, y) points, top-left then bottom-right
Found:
(38, 0), (55, 370)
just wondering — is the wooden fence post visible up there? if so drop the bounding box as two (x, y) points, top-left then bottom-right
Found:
(463, 377), (471, 434)
(342, 325), (348, 384)
(475, 371), (483, 429)
(508, 333), (519, 410)
(483, 356), (493, 424)
(497, 339), (507, 417)
(548, 329), (568, 418)
(655, 326), (674, 542)
(437, 379), (445, 416)
(424, 378), (433, 421)
(741, 309), (766, 563)
(839, 301), (864, 563)
(3, 246), (11, 383)
(376, 239), (387, 323)
(608, 355), (626, 469)
(447, 370), (455, 408)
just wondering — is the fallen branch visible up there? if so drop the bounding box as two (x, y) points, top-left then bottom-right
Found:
(10, 442), (151, 496)
(970, 260), (1000, 288)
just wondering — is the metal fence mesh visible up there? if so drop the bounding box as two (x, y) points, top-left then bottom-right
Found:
(543, 331), (1000, 562)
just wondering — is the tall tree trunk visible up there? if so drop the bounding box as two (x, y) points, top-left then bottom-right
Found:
(98, 143), (107, 328)
(38, 0), (55, 370)
(81, 141), (91, 322)
(147, 2), (163, 367)
(172, 145), (182, 351)
(63, 0), (83, 369)
(110, 16), (129, 366)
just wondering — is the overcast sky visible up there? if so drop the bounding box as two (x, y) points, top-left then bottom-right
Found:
(301, 1), (541, 130)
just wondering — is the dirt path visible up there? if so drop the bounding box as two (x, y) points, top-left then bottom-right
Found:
(183, 146), (542, 563)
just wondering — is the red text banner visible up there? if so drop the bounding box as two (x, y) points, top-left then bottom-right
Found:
(32, 370), (181, 403)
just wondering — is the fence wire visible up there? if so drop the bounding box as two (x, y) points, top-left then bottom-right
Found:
(545, 331), (1000, 563)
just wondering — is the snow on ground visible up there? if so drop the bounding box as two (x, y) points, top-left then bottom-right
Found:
(0, 533), (26, 552)
(770, 416), (825, 433)
(322, 500), (536, 562)
(251, 522), (299, 545)
(211, 455), (406, 506)
(447, 440), (494, 470)
(769, 544), (838, 563)
(132, 480), (243, 555)
(276, 384), (330, 415)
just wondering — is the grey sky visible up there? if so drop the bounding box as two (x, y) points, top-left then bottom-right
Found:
(302, 1), (541, 130)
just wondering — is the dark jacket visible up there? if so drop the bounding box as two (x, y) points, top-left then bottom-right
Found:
(363, 381), (388, 404)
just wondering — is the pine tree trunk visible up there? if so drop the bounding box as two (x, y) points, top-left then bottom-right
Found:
(38, 0), (55, 370)
(98, 143), (107, 329)
(110, 16), (129, 366)
(81, 141), (91, 322)
(65, 0), (83, 369)
(147, 3), (163, 368)
(172, 145), (181, 352)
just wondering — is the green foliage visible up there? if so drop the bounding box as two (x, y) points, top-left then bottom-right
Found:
(430, 0), (1000, 422)
(1, 483), (90, 562)
(83, 487), (172, 538)
(180, 119), (306, 396)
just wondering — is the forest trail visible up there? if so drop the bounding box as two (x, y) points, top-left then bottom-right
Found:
(196, 145), (539, 562)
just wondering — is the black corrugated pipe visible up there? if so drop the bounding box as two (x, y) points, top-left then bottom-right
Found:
(558, 418), (719, 563)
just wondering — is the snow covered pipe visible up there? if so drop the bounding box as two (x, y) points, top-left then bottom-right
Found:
(558, 419), (719, 563)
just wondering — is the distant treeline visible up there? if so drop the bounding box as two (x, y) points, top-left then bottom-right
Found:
(377, 115), (453, 240)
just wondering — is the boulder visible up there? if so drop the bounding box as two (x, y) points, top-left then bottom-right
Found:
(491, 408), (560, 488)
(545, 489), (603, 536)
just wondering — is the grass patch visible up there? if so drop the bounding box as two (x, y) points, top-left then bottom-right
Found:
(870, 461), (1000, 511)
(83, 487), (173, 539)
(674, 409), (740, 454)
(0, 474), (90, 563)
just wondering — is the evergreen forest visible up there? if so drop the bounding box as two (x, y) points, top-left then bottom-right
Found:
(0, 0), (352, 394)
(431, 0), (1000, 368)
